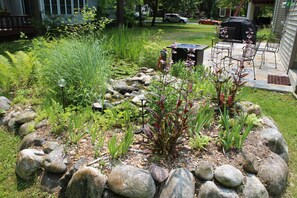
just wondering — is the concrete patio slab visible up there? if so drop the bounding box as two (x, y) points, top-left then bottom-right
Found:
(203, 43), (293, 93)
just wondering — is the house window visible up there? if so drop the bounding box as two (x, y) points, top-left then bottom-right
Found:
(219, 8), (226, 17)
(43, 0), (87, 15)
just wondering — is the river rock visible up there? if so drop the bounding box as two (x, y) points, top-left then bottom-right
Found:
(65, 167), (106, 198)
(261, 116), (278, 129)
(194, 161), (214, 181)
(159, 168), (195, 198)
(107, 165), (156, 198)
(260, 127), (289, 163)
(43, 141), (60, 154)
(0, 96), (11, 111)
(198, 181), (239, 198)
(7, 118), (16, 133)
(113, 81), (138, 95)
(14, 109), (36, 124)
(149, 164), (169, 183)
(214, 164), (243, 188)
(15, 149), (44, 180)
(1, 110), (15, 125)
(40, 170), (63, 193)
(59, 158), (88, 197)
(243, 174), (269, 198)
(242, 151), (259, 174)
(19, 121), (35, 137)
(19, 132), (45, 151)
(43, 145), (66, 173)
(257, 153), (288, 197)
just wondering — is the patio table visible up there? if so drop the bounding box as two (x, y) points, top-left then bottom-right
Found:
(168, 43), (208, 66)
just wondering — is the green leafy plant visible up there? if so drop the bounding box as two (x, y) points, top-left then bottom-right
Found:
(218, 107), (254, 152)
(189, 101), (214, 136)
(145, 72), (194, 156)
(44, 100), (67, 134)
(107, 126), (134, 159)
(189, 134), (211, 150)
(67, 112), (87, 144)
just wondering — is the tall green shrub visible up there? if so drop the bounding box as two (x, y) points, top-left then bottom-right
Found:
(35, 37), (111, 106)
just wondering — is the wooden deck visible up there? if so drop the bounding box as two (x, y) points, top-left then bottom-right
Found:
(0, 15), (36, 36)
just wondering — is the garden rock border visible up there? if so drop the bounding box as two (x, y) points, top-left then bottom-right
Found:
(0, 68), (290, 197)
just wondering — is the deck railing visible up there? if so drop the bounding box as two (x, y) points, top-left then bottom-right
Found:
(0, 15), (35, 36)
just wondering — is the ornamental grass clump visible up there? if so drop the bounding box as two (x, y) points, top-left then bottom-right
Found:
(35, 37), (112, 106)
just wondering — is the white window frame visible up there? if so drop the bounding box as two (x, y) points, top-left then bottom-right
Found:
(219, 8), (226, 17)
(42, 0), (87, 16)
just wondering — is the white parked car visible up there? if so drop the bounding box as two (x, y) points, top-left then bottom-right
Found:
(164, 13), (188, 23)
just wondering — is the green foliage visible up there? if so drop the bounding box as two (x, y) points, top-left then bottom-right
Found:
(218, 107), (253, 152)
(43, 100), (67, 134)
(189, 102), (214, 136)
(139, 29), (164, 69)
(67, 112), (88, 144)
(104, 28), (149, 62)
(145, 73), (193, 156)
(107, 126), (134, 159)
(35, 37), (112, 106)
(0, 51), (38, 95)
(189, 134), (211, 150)
(44, 7), (111, 38)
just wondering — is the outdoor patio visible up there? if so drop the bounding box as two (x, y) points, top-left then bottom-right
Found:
(203, 42), (293, 92)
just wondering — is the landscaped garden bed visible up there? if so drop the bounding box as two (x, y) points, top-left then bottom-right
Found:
(0, 15), (294, 197)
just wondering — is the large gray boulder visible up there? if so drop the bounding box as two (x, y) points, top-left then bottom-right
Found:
(0, 96), (11, 111)
(261, 116), (278, 129)
(214, 164), (243, 188)
(194, 161), (214, 181)
(19, 121), (35, 137)
(15, 149), (44, 180)
(257, 153), (288, 197)
(242, 174), (269, 198)
(66, 167), (107, 198)
(42, 145), (67, 174)
(59, 158), (88, 197)
(18, 132), (45, 151)
(260, 127), (289, 163)
(159, 168), (195, 198)
(198, 181), (239, 198)
(107, 165), (156, 198)
(40, 170), (63, 193)
(14, 109), (36, 125)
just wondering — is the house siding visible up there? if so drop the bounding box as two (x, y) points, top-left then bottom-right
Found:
(272, 0), (286, 36)
(279, 4), (297, 71)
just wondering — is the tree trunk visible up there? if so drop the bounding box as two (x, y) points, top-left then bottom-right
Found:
(151, 0), (158, 27)
(116, 0), (125, 27)
(138, 4), (143, 27)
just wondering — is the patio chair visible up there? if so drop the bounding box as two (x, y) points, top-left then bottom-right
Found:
(223, 42), (261, 80)
(210, 38), (234, 61)
(259, 42), (279, 69)
(211, 27), (236, 62)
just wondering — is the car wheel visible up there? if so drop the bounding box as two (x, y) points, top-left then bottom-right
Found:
(214, 22), (218, 25)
